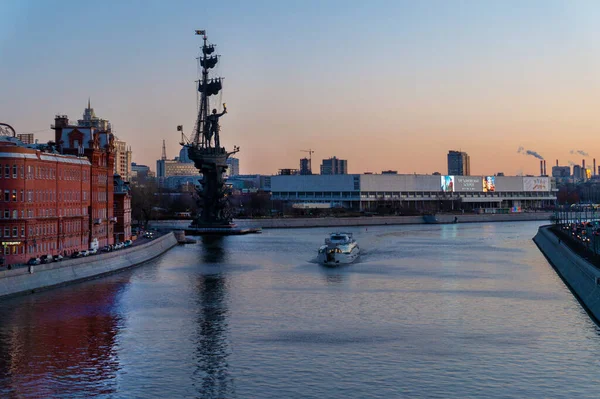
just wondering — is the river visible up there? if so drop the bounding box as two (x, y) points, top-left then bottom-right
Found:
(0, 221), (599, 398)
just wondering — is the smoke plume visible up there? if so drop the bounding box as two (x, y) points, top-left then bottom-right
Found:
(570, 149), (589, 157)
(517, 146), (544, 160)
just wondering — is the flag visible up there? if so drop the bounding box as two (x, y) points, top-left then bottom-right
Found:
(177, 125), (183, 131)
(195, 30), (206, 35)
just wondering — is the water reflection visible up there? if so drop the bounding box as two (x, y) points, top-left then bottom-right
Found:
(194, 236), (235, 398)
(0, 280), (126, 398)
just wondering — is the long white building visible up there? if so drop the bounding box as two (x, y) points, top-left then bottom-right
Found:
(271, 174), (556, 211)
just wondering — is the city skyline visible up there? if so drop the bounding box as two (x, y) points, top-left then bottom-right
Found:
(3, 1), (600, 176)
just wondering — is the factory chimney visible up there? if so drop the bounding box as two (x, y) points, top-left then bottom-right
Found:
(540, 160), (544, 176)
(556, 159), (559, 167)
(543, 160), (546, 176)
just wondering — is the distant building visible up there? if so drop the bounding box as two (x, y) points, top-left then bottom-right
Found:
(226, 157), (239, 177)
(496, 172), (505, 176)
(114, 139), (132, 181)
(16, 133), (34, 144)
(131, 162), (154, 185)
(320, 157), (347, 175)
(447, 151), (469, 176)
(381, 170), (398, 175)
(278, 169), (298, 176)
(447, 150), (470, 176)
(156, 145), (198, 187)
(573, 165), (583, 180)
(552, 166), (570, 178)
(300, 158), (312, 175)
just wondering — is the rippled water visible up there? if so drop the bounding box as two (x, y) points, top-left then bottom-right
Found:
(1, 222), (600, 398)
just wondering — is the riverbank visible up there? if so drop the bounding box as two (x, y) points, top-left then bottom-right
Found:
(0, 232), (178, 299)
(533, 225), (600, 323)
(149, 212), (553, 230)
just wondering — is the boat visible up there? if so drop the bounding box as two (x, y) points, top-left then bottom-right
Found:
(317, 232), (360, 266)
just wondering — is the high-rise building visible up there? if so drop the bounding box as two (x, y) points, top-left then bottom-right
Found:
(300, 158), (312, 175)
(447, 150), (470, 176)
(114, 139), (132, 181)
(16, 133), (34, 144)
(320, 157), (347, 175)
(573, 165), (583, 180)
(227, 157), (239, 177)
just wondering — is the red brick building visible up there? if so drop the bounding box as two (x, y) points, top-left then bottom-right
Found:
(113, 175), (132, 243)
(0, 138), (92, 265)
(0, 104), (119, 266)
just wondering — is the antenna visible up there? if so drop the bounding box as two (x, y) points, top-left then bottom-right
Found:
(162, 139), (167, 160)
(301, 148), (315, 174)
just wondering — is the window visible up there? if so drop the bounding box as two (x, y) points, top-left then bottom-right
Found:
(12, 165), (17, 178)
(3, 210), (8, 219)
(4, 227), (9, 237)
(12, 190), (16, 202)
(20, 226), (24, 237)
(4, 190), (8, 202)
(20, 190), (23, 202)
(12, 210), (17, 219)
(12, 227), (17, 237)
(4, 165), (9, 178)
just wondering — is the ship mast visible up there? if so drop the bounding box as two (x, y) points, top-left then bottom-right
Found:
(193, 30), (221, 149)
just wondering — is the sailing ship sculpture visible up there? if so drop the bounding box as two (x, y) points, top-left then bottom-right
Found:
(180, 30), (239, 229)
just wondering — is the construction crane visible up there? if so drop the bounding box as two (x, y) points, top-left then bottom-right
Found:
(301, 149), (315, 174)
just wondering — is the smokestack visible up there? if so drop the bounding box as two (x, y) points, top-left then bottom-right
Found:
(540, 160), (544, 176)
(556, 159), (559, 167)
(543, 160), (546, 176)
(594, 159), (596, 176)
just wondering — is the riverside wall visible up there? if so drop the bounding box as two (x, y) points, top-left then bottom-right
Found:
(533, 226), (600, 322)
(149, 212), (552, 230)
(0, 232), (178, 299)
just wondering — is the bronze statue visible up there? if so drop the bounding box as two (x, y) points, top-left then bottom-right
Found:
(205, 106), (227, 147)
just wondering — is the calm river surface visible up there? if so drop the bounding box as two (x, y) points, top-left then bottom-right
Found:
(1, 221), (600, 398)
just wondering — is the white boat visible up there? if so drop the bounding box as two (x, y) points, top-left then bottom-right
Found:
(317, 232), (360, 266)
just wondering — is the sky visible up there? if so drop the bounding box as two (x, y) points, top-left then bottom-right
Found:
(2, 0), (600, 176)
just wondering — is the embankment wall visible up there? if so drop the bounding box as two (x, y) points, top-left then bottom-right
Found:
(0, 232), (178, 299)
(533, 226), (600, 322)
(149, 212), (552, 230)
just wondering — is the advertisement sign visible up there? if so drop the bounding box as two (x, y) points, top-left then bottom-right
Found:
(523, 177), (549, 192)
(454, 176), (482, 192)
(441, 175), (454, 192)
(482, 176), (496, 192)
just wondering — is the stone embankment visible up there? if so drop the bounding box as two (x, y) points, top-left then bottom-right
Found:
(150, 212), (552, 230)
(0, 232), (178, 299)
(534, 225), (600, 322)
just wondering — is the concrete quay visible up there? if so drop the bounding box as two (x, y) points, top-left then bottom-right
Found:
(0, 232), (178, 299)
(534, 225), (600, 323)
(149, 212), (552, 231)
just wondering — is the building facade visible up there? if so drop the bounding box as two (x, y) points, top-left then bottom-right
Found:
(114, 139), (132, 182)
(113, 175), (132, 243)
(16, 133), (34, 145)
(226, 157), (240, 177)
(320, 157), (347, 175)
(271, 174), (556, 211)
(447, 150), (470, 176)
(300, 158), (311, 175)
(0, 138), (92, 266)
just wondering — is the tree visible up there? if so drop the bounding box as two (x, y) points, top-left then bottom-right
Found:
(130, 180), (160, 227)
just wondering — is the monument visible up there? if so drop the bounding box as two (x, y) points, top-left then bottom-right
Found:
(179, 31), (258, 235)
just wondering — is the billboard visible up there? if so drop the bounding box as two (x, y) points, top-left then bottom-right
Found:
(441, 175), (454, 192)
(454, 176), (482, 192)
(523, 177), (549, 192)
(482, 176), (496, 192)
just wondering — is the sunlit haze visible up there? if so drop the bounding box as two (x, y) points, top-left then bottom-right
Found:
(2, 0), (600, 175)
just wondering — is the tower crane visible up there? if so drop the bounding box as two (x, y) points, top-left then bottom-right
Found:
(301, 149), (315, 174)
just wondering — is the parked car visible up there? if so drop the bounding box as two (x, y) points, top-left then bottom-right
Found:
(88, 248), (97, 255)
(81, 250), (90, 257)
(124, 240), (132, 247)
(102, 245), (112, 252)
(27, 257), (41, 265)
(53, 254), (63, 262)
(70, 251), (82, 258)
(40, 254), (53, 264)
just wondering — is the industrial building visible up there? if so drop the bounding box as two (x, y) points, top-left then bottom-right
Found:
(271, 174), (556, 211)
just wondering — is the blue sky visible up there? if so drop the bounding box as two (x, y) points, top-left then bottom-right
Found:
(2, 1), (600, 175)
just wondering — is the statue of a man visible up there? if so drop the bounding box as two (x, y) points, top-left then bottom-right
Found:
(205, 106), (227, 147)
